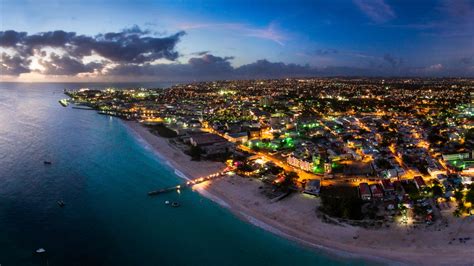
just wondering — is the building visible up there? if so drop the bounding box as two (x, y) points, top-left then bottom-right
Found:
(225, 132), (248, 143)
(190, 133), (230, 156)
(413, 176), (427, 190)
(370, 184), (384, 199)
(287, 155), (313, 172)
(304, 179), (321, 195)
(359, 183), (372, 201)
(381, 179), (395, 193)
(248, 128), (261, 139)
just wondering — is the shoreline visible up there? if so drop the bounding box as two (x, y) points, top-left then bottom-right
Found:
(124, 120), (474, 266)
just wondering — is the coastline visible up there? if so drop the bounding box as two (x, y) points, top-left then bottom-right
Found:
(124, 120), (474, 266)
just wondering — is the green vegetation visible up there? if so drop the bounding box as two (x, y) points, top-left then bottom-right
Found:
(466, 185), (474, 205)
(146, 124), (177, 138)
(430, 184), (444, 198)
(277, 171), (298, 190)
(319, 186), (363, 220)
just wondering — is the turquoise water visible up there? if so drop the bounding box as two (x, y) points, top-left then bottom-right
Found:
(0, 83), (376, 266)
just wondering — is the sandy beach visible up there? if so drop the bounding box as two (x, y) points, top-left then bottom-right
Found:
(125, 121), (474, 266)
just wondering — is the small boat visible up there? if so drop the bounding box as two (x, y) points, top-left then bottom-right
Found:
(171, 202), (180, 208)
(43, 161), (52, 165)
(36, 248), (46, 254)
(164, 200), (170, 205)
(57, 200), (65, 207)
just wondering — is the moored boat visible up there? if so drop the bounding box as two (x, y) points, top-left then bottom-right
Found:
(36, 248), (46, 254)
(57, 200), (65, 207)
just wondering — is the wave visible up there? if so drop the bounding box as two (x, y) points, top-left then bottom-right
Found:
(239, 212), (400, 265)
(174, 169), (191, 181)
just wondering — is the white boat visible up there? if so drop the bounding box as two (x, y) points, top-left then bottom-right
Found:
(36, 248), (46, 254)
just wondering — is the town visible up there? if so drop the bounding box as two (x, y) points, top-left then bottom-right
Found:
(65, 77), (474, 227)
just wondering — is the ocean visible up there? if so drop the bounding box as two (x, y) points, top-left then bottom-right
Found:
(0, 82), (375, 266)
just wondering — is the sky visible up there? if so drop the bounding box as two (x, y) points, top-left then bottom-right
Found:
(0, 0), (473, 82)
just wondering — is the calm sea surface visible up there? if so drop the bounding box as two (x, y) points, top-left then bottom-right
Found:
(0, 83), (376, 266)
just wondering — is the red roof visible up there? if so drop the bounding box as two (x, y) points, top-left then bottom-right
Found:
(359, 183), (371, 195)
(381, 180), (394, 191)
(370, 184), (384, 197)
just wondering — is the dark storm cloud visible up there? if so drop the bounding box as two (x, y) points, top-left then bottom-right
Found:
(0, 52), (31, 75)
(0, 26), (185, 75)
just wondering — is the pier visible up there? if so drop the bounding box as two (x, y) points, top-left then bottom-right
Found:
(148, 171), (227, 196)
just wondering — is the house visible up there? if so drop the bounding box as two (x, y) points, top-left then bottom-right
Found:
(304, 179), (321, 195)
(370, 184), (384, 199)
(381, 179), (395, 194)
(359, 183), (372, 201)
(413, 176), (427, 190)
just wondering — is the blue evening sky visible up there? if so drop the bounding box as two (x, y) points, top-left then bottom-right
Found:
(0, 0), (473, 81)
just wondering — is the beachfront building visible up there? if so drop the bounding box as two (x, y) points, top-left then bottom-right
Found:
(359, 183), (372, 201)
(370, 184), (384, 199)
(190, 133), (231, 157)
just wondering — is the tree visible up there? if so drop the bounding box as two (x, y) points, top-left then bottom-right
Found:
(466, 187), (474, 205)
(466, 128), (474, 142)
(280, 171), (298, 189)
(431, 184), (444, 198)
(272, 132), (281, 139)
(454, 190), (464, 203)
(453, 208), (462, 217)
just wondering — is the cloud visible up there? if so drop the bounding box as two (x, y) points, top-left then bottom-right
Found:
(38, 53), (103, 75)
(0, 26), (185, 76)
(188, 54), (234, 74)
(0, 30), (27, 47)
(191, 51), (210, 56)
(0, 52), (31, 75)
(427, 63), (443, 71)
(177, 22), (286, 45)
(353, 0), (396, 23)
(313, 49), (339, 56)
